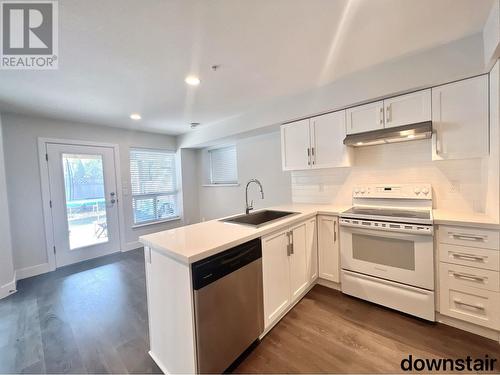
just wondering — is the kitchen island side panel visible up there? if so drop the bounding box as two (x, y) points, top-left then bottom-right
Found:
(146, 246), (197, 374)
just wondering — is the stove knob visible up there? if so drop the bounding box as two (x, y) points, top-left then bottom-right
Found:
(354, 188), (360, 194)
(360, 188), (365, 194)
(414, 187), (421, 195)
(422, 187), (429, 195)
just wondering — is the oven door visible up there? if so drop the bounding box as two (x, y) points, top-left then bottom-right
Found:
(340, 226), (434, 290)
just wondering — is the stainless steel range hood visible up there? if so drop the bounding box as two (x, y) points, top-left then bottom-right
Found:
(343, 121), (432, 147)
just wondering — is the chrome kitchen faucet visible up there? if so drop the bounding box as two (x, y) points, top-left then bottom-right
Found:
(245, 179), (264, 214)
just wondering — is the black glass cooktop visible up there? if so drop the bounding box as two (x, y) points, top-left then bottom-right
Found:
(342, 207), (431, 220)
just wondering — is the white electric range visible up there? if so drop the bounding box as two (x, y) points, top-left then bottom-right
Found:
(339, 184), (435, 321)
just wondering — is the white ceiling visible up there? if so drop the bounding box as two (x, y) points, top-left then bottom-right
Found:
(0, 0), (494, 135)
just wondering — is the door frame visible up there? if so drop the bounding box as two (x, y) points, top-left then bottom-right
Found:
(38, 137), (125, 271)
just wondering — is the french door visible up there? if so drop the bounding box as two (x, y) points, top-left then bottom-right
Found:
(46, 143), (120, 267)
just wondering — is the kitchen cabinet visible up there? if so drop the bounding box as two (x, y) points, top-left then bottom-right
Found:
(305, 218), (318, 283)
(280, 110), (352, 171)
(438, 224), (500, 330)
(318, 215), (340, 282)
(281, 119), (311, 170)
(261, 218), (317, 329)
(346, 101), (384, 135)
(383, 89), (431, 129)
(432, 75), (489, 160)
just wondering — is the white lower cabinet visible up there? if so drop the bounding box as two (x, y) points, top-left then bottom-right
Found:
(262, 218), (317, 330)
(318, 215), (340, 282)
(438, 224), (500, 331)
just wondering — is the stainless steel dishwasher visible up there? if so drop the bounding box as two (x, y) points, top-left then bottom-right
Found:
(192, 238), (264, 374)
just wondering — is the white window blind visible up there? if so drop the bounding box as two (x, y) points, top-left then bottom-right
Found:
(209, 146), (238, 184)
(129, 148), (178, 225)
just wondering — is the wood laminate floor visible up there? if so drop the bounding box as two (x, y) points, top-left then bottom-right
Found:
(235, 285), (500, 373)
(1, 249), (499, 374)
(0, 249), (161, 374)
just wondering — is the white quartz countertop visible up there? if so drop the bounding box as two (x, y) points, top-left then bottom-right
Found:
(139, 203), (349, 264)
(432, 209), (500, 229)
(140, 203), (500, 265)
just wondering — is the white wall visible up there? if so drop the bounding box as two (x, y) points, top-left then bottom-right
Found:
(197, 132), (291, 221)
(179, 33), (486, 148)
(483, 0), (500, 68)
(486, 59), (500, 220)
(1, 113), (191, 274)
(0, 113), (16, 299)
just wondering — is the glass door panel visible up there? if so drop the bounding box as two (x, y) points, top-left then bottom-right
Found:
(62, 153), (109, 250)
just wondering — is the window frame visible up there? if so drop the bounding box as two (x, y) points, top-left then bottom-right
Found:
(129, 147), (180, 227)
(208, 145), (238, 185)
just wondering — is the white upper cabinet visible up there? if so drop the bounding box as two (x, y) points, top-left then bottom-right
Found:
(432, 75), (489, 160)
(346, 101), (384, 135)
(281, 110), (352, 171)
(383, 89), (431, 129)
(310, 111), (352, 169)
(281, 119), (311, 171)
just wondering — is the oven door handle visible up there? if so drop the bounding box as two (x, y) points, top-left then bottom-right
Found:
(342, 226), (433, 240)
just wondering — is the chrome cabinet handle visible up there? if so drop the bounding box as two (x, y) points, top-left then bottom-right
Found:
(454, 299), (485, 311)
(307, 148), (311, 166)
(379, 107), (383, 125)
(386, 105), (391, 123)
(451, 233), (487, 242)
(452, 272), (486, 283)
(286, 231), (294, 256)
(451, 252), (486, 262)
(311, 147), (315, 165)
(333, 220), (337, 242)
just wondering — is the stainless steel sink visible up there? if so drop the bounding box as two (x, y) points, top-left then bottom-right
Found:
(220, 210), (298, 228)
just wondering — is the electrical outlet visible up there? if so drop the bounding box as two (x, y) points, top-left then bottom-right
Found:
(450, 180), (460, 193)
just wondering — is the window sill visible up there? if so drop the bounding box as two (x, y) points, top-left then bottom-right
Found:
(202, 183), (240, 187)
(132, 216), (181, 229)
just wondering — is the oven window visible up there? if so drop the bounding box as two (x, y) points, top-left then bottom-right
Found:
(352, 234), (415, 270)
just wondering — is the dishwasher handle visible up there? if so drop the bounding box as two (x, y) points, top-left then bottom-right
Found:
(192, 238), (262, 290)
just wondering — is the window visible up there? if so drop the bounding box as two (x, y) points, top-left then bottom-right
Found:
(209, 145), (238, 184)
(129, 148), (178, 225)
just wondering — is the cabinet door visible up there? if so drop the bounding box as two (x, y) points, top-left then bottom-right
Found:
(305, 218), (318, 283)
(346, 101), (384, 135)
(262, 230), (291, 329)
(289, 222), (309, 302)
(310, 110), (352, 168)
(432, 75), (489, 160)
(383, 89), (431, 129)
(280, 119), (311, 171)
(318, 215), (340, 282)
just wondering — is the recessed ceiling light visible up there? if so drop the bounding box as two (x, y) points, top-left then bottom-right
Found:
(130, 113), (141, 120)
(185, 75), (200, 86)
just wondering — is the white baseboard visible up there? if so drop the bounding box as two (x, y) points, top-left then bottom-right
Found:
(437, 313), (500, 342)
(0, 275), (16, 300)
(122, 241), (143, 252)
(316, 278), (341, 291)
(15, 262), (51, 280)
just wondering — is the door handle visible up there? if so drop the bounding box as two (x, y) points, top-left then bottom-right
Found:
(451, 253), (486, 262)
(452, 272), (486, 283)
(333, 221), (337, 242)
(453, 299), (485, 311)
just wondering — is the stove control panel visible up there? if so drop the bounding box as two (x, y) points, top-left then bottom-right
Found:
(353, 184), (432, 200)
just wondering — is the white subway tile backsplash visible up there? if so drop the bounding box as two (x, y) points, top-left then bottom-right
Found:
(291, 139), (494, 214)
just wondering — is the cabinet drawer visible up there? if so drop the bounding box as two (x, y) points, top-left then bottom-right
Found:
(439, 243), (500, 271)
(440, 263), (499, 292)
(438, 225), (499, 250)
(439, 284), (500, 330)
